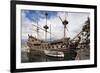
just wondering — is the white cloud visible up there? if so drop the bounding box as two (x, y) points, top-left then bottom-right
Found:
(21, 10), (37, 39)
(21, 11), (89, 41)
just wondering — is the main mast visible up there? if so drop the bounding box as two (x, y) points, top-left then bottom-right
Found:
(63, 12), (68, 39)
(43, 12), (49, 42)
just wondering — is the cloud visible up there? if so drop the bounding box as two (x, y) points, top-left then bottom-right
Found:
(67, 12), (89, 38)
(21, 10), (89, 40)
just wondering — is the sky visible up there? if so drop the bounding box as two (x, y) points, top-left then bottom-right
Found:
(21, 10), (89, 41)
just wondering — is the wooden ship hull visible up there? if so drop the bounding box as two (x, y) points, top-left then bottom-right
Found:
(26, 34), (81, 60)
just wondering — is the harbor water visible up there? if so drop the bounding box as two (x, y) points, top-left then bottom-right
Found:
(21, 48), (77, 63)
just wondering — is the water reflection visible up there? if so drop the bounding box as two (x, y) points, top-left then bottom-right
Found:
(21, 48), (77, 63)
